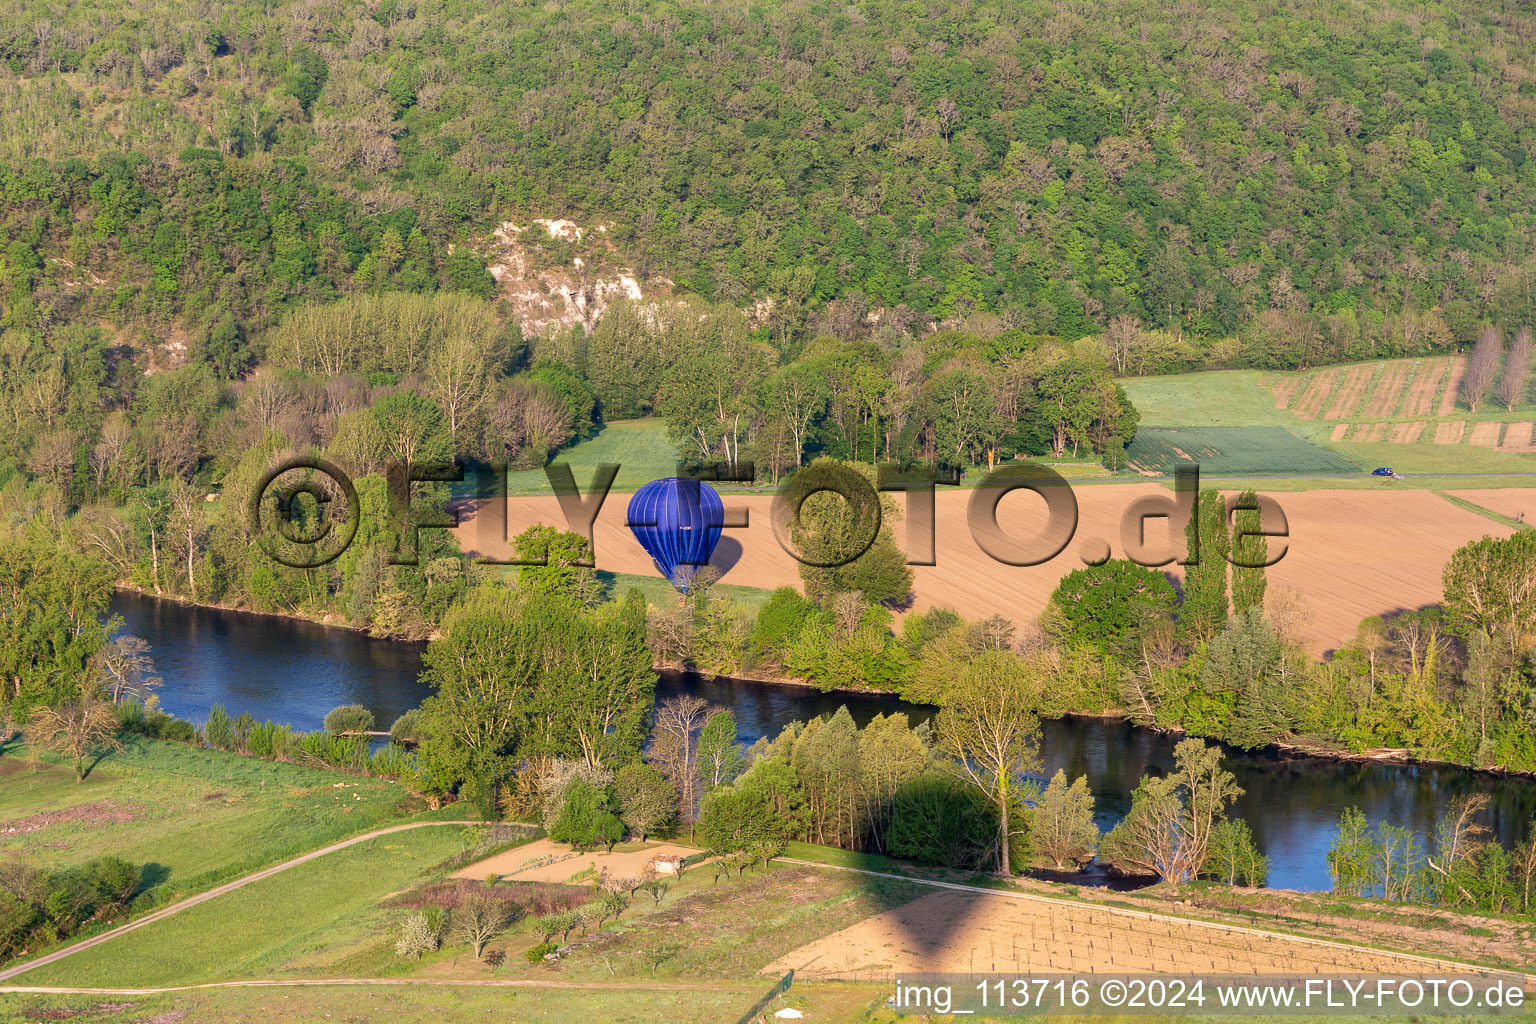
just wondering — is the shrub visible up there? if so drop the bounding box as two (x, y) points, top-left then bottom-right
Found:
(548, 778), (625, 851)
(369, 743), (421, 783)
(885, 772), (999, 870)
(324, 704), (376, 735)
(246, 720), (293, 758)
(389, 708), (424, 743)
(204, 704), (234, 751)
(292, 731), (369, 770)
(395, 912), (442, 959)
(525, 941), (557, 963)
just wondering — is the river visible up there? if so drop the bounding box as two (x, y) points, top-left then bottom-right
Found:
(109, 591), (1535, 892)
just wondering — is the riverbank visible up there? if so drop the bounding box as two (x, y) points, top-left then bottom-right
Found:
(114, 588), (1536, 781)
(100, 590), (1536, 891)
(113, 583), (385, 636)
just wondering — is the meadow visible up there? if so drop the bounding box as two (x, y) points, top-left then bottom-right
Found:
(1122, 363), (1536, 484)
(0, 737), (421, 897)
(1125, 426), (1359, 476)
(15, 827), (469, 988)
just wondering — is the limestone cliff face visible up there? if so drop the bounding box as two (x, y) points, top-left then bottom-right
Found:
(486, 218), (664, 336)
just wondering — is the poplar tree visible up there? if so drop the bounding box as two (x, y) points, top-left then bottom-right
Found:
(1229, 490), (1268, 614)
(1179, 489), (1230, 644)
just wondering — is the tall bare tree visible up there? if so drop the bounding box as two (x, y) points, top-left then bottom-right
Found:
(27, 693), (121, 782)
(1461, 327), (1503, 412)
(168, 480), (207, 599)
(95, 635), (161, 705)
(650, 695), (712, 829)
(1498, 326), (1531, 411)
(1103, 315), (1141, 375)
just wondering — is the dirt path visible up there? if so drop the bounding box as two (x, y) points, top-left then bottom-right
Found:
(769, 860), (1535, 984)
(1469, 422), (1505, 447)
(1500, 421), (1535, 452)
(0, 978), (741, 995)
(0, 821), (484, 983)
(450, 838), (700, 882)
(1434, 420), (1466, 444)
(1270, 375), (1302, 410)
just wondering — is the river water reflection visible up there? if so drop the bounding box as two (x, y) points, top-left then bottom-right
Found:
(111, 591), (1534, 891)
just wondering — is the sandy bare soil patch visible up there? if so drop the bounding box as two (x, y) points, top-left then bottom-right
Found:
(1439, 357), (1466, 416)
(459, 487), (1513, 654)
(451, 838), (700, 883)
(1469, 421), (1504, 447)
(1329, 423), (1349, 441)
(765, 889), (1462, 979)
(1449, 489), (1535, 525)
(1388, 421), (1425, 444)
(1324, 364), (1372, 420)
(1399, 357), (1447, 417)
(1434, 420), (1466, 444)
(1362, 361), (1409, 417)
(1291, 369), (1339, 419)
(1270, 376), (1301, 410)
(1499, 421), (1535, 452)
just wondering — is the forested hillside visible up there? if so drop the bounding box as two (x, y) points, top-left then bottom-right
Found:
(1, 0), (1535, 353)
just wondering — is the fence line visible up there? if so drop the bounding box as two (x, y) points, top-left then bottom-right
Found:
(734, 970), (795, 1024)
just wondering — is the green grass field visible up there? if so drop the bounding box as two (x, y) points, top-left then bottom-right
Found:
(1126, 426), (1359, 476)
(0, 737), (418, 896)
(1122, 368), (1536, 484)
(1122, 370), (1308, 433)
(18, 826), (468, 988)
(0, 982), (837, 1024)
(504, 419), (684, 495)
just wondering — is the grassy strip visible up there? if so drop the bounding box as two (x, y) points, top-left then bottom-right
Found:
(17, 828), (465, 988)
(1435, 491), (1535, 531)
(0, 982), (774, 1024)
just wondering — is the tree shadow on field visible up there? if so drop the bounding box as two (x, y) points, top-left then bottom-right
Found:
(766, 857), (1004, 975)
(135, 862), (171, 896)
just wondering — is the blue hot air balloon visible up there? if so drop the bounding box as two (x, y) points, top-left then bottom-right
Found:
(627, 477), (724, 590)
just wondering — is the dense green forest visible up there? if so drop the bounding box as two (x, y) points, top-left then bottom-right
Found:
(1, 0), (1535, 914)
(2, 0), (1536, 353)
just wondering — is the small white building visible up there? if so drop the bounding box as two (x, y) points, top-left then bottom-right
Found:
(651, 854), (685, 876)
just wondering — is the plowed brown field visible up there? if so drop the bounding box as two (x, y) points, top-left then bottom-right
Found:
(764, 889), (1493, 979)
(1440, 358), (1466, 415)
(1400, 357), (1448, 417)
(456, 486), (1516, 655)
(1325, 364), (1372, 420)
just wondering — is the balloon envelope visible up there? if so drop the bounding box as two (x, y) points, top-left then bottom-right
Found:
(626, 477), (724, 589)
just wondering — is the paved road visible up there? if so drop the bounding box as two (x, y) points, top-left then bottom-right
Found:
(0, 820), (484, 984)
